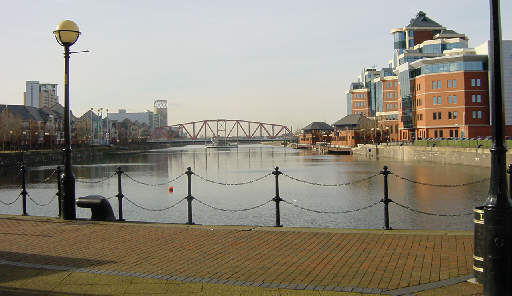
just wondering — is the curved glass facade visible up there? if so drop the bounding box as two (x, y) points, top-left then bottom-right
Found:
(410, 61), (487, 78)
(394, 32), (406, 51)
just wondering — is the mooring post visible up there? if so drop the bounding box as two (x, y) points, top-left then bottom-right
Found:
(116, 167), (125, 221)
(185, 167), (194, 225)
(56, 166), (63, 217)
(272, 166), (283, 227)
(507, 164), (512, 200)
(380, 166), (392, 230)
(20, 161), (28, 216)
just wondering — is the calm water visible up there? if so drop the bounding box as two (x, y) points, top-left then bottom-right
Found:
(0, 145), (491, 230)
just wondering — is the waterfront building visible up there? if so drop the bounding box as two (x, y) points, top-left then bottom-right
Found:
(298, 122), (333, 145)
(24, 81), (59, 109)
(107, 109), (153, 126)
(331, 114), (375, 147)
(153, 99), (168, 128)
(344, 11), (511, 142)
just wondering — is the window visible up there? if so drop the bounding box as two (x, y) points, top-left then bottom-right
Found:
(448, 96), (452, 104)
(478, 111), (482, 119)
(477, 95), (482, 103)
(433, 97), (437, 104)
(477, 79), (481, 86)
(433, 112), (437, 120)
(455, 130), (459, 137)
(453, 95), (457, 104)
(438, 112), (442, 120)
(447, 80), (452, 88)
(434, 130), (438, 137)
(437, 80), (441, 88)
(439, 130), (443, 137)
(437, 96), (442, 104)
(472, 111), (482, 119)
(453, 111), (458, 119)
(472, 111), (476, 118)
(418, 99), (422, 106)
(449, 130), (453, 137)
(448, 112), (452, 119)
(432, 81), (436, 89)
(453, 80), (457, 87)
(472, 79), (476, 86)
(472, 95), (476, 102)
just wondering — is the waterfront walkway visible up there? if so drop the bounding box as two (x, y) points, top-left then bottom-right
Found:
(0, 215), (481, 295)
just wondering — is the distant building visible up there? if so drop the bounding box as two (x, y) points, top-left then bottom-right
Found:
(24, 81), (59, 109)
(298, 122), (333, 145)
(107, 109), (154, 126)
(153, 99), (168, 128)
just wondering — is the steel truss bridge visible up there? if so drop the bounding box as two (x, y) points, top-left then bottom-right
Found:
(149, 119), (295, 144)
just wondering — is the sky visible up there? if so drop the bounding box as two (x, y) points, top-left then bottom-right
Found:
(1, 0), (511, 130)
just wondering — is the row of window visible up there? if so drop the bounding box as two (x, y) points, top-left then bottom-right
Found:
(432, 79), (459, 89)
(410, 61), (487, 78)
(385, 92), (398, 98)
(472, 95), (482, 103)
(433, 130), (459, 138)
(353, 102), (366, 107)
(471, 79), (482, 87)
(353, 93), (366, 98)
(385, 81), (398, 88)
(385, 103), (398, 110)
(432, 95), (458, 105)
(432, 111), (459, 120)
(473, 111), (483, 119)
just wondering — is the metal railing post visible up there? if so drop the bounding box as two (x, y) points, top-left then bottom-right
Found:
(185, 167), (194, 225)
(56, 166), (63, 217)
(20, 161), (28, 216)
(380, 166), (392, 230)
(116, 167), (125, 221)
(272, 166), (283, 227)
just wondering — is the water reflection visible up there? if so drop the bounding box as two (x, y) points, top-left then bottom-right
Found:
(0, 144), (490, 230)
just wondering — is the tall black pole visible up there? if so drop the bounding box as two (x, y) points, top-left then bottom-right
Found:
(62, 45), (76, 220)
(483, 0), (511, 294)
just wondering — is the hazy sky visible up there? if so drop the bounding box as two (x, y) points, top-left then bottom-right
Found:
(1, 0), (511, 130)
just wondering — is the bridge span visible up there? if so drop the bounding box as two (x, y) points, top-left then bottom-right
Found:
(149, 119), (295, 144)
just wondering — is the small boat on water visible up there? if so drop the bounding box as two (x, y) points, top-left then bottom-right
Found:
(206, 137), (238, 149)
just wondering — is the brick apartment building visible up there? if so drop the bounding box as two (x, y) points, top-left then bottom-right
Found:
(345, 11), (512, 142)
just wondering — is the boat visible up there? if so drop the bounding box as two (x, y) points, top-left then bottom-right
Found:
(206, 137), (238, 149)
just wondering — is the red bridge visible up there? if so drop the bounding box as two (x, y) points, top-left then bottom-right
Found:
(149, 119), (294, 143)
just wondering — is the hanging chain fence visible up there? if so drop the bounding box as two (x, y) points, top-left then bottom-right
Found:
(392, 173), (490, 187)
(194, 197), (273, 212)
(390, 200), (473, 217)
(124, 195), (186, 212)
(75, 172), (117, 184)
(40, 169), (58, 183)
(281, 198), (381, 214)
(28, 193), (57, 207)
(281, 172), (380, 187)
(0, 194), (21, 206)
(193, 172), (272, 186)
(123, 173), (185, 187)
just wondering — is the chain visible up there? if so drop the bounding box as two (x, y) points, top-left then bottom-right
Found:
(40, 169), (58, 183)
(75, 172), (117, 184)
(123, 173), (185, 186)
(28, 194), (57, 207)
(391, 200), (472, 217)
(281, 172), (380, 187)
(392, 174), (489, 187)
(194, 197), (273, 212)
(0, 194), (21, 206)
(124, 196), (186, 211)
(281, 198), (380, 214)
(193, 172), (272, 186)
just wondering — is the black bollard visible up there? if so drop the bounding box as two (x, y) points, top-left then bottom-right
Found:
(56, 166), (63, 217)
(185, 167), (194, 225)
(20, 162), (28, 216)
(272, 167), (283, 227)
(507, 164), (512, 200)
(380, 166), (392, 230)
(116, 167), (125, 221)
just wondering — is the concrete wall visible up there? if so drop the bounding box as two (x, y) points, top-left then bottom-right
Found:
(353, 144), (512, 167)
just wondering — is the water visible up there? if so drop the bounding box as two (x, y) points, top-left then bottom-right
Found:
(0, 145), (491, 230)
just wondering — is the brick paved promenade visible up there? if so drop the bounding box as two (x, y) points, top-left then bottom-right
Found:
(0, 215), (482, 295)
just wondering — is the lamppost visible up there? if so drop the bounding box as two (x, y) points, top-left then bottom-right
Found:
(53, 20), (81, 220)
(482, 1), (511, 295)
